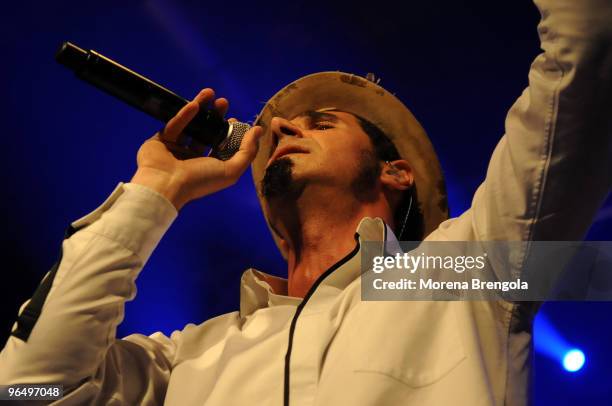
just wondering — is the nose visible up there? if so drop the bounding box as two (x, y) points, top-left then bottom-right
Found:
(270, 117), (303, 145)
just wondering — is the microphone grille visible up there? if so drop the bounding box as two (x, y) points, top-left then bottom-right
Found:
(210, 121), (251, 161)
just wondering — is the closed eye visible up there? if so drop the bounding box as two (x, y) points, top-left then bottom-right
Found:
(314, 121), (335, 131)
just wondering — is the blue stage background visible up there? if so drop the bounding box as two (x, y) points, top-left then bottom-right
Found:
(1, 1), (611, 404)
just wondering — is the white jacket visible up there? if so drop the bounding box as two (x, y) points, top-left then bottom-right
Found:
(1, 0), (611, 404)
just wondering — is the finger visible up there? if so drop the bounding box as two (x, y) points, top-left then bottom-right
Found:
(161, 101), (199, 142)
(227, 117), (238, 123)
(160, 88), (214, 142)
(194, 88), (215, 107)
(224, 126), (264, 177)
(214, 97), (229, 118)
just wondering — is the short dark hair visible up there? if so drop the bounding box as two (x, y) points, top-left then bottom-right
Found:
(354, 115), (424, 241)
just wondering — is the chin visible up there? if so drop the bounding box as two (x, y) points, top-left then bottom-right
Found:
(262, 157), (301, 200)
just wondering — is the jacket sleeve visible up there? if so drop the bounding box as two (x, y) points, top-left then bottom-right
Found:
(431, 0), (612, 248)
(0, 182), (179, 404)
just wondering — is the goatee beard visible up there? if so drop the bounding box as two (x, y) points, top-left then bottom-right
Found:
(261, 157), (298, 200)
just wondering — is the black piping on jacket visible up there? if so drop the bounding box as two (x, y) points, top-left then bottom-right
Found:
(11, 224), (83, 341)
(283, 232), (363, 406)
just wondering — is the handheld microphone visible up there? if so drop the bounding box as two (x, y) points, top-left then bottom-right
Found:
(55, 41), (250, 160)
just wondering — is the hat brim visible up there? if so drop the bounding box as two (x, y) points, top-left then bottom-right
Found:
(252, 72), (448, 259)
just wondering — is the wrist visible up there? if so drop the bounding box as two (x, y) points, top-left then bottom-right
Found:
(130, 167), (187, 210)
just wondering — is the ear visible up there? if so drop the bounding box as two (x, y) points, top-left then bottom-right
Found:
(380, 159), (413, 192)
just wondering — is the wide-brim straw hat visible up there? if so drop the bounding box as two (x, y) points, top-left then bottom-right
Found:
(251, 71), (448, 259)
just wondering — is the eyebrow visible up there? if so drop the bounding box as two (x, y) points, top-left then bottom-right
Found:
(296, 110), (341, 125)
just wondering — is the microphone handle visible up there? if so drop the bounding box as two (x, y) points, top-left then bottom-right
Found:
(55, 41), (228, 148)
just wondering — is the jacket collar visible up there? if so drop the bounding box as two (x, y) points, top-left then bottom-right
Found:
(239, 217), (397, 318)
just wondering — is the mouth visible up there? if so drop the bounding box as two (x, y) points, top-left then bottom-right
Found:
(266, 145), (309, 167)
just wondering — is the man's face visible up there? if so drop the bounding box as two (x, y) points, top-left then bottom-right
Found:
(262, 110), (379, 202)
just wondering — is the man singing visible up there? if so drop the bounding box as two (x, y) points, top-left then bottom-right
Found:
(1, 0), (611, 404)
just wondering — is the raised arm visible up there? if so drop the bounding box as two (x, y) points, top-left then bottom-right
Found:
(0, 183), (179, 403)
(0, 88), (262, 403)
(431, 0), (612, 247)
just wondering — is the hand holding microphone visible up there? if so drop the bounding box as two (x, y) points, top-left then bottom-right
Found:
(131, 87), (263, 210)
(56, 42), (263, 210)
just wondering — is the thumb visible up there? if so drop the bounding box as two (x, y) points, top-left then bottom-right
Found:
(224, 125), (264, 177)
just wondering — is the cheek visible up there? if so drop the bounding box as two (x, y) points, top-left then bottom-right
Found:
(319, 136), (363, 161)
(308, 133), (374, 181)
(321, 148), (370, 183)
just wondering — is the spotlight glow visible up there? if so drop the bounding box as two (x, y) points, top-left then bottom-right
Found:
(562, 349), (585, 372)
